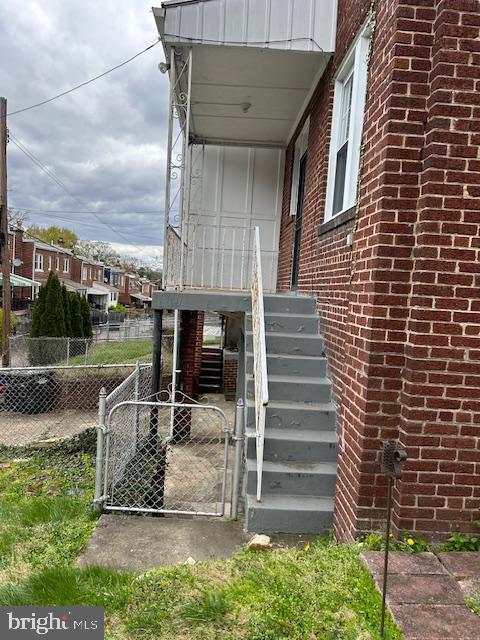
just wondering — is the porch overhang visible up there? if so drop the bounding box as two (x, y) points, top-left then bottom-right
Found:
(153, 2), (334, 146)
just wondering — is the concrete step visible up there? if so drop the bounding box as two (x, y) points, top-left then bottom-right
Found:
(200, 375), (222, 384)
(246, 374), (331, 403)
(245, 351), (327, 378)
(245, 493), (334, 534)
(246, 312), (319, 335)
(246, 399), (336, 432)
(245, 332), (324, 356)
(246, 458), (337, 496)
(245, 428), (338, 463)
(263, 294), (316, 315)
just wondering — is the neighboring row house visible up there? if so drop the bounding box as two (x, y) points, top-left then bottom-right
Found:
(153, 0), (480, 540)
(5, 224), (157, 313)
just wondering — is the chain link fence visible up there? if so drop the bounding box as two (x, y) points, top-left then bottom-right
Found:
(0, 335), (173, 449)
(99, 395), (231, 517)
(9, 333), (173, 368)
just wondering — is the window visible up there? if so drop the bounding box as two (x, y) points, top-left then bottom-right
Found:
(289, 118), (310, 216)
(56, 257), (60, 271)
(63, 258), (69, 273)
(82, 267), (88, 281)
(325, 23), (371, 220)
(48, 256), (52, 271)
(34, 253), (44, 271)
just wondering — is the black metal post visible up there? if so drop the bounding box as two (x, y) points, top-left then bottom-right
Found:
(149, 309), (163, 441)
(381, 475), (393, 637)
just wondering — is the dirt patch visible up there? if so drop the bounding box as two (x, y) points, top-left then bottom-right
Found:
(0, 409), (97, 447)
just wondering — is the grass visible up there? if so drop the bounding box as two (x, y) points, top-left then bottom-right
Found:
(0, 452), (403, 639)
(66, 340), (153, 366)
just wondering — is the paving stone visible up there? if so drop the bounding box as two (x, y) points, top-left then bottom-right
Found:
(361, 551), (447, 576)
(458, 578), (480, 598)
(390, 605), (480, 640)
(373, 574), (464, 605)
(437, 552), (480, 580)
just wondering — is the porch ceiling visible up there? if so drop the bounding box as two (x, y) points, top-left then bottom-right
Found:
(177, 44), (329, 147)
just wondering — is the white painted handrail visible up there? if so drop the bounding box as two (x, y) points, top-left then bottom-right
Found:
(251, 226), (269, 501)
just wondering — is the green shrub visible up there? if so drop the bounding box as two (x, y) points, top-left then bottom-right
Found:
(69, 292), (84, 338)
(108, 303), (127, 315)
(80, 296), (93, 339)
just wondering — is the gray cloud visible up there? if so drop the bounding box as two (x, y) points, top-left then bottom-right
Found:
(0, 0), (169, 264)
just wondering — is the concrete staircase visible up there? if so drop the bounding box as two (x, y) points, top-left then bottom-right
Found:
(244, 293), (337, 534)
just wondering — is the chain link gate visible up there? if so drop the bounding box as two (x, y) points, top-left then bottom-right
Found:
(95, 393), (231, 517)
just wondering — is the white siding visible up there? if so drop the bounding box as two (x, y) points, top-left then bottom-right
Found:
(162, 0), (336, 53)
(185, 144), (284, 291)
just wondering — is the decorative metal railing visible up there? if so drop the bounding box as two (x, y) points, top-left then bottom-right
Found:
(251, 226), (269, 501)
(164, 225), (184, 289)
(164, 221), (277, 292)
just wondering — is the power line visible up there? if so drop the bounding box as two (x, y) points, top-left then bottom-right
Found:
(11, 206), (162, 215)
(5, 40), (160, 118)
(9, 132), (148, 252)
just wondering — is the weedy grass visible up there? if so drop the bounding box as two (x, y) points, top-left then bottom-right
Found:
(0, 452), (403, 639)
(123, 542), (403, 640)
(0, 451), (96, 573)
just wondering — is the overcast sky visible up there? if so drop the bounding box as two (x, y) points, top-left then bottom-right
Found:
(0, 0), (169, 265)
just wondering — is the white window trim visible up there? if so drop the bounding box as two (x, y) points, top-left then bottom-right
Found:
(34, 253), (44, 272)
(48, 256), (52, 271)
(63, 258), (69, 273)
(325, 23), (371, 221)
(56, 257), (60, 271)
(289, 117), (310, 216)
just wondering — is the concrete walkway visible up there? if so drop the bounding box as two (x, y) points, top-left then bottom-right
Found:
(362, 551), (480, 640)
(78, 514), (249, 572)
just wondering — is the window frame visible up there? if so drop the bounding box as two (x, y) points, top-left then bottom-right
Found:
(34, 253), (44, 272)
(324, 23), (371, 221)
(48, 255), (52, 271)
(63, 258), (69, 273)
(289, 117), (310, 216)
(56, 257), (60, 271)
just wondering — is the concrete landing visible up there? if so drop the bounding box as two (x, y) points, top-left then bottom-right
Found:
(78, 515), (249, 572)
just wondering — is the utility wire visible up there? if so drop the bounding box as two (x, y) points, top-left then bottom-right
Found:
(9, 132), (148, 252)
(11, 206), (162, 215)
(5, 39), (160, 118)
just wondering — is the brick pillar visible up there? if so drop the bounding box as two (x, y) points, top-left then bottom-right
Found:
(222, 349), (238, 400)
(173, 310), (205, 442)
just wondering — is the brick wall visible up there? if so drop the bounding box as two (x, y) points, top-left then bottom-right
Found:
(277, 0), (480, 540)
(180, 310), (205, 398)
(223, 349), (238, 400)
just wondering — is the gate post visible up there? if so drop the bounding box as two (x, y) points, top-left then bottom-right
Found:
(231, 398), (244, 519)
(94, 386), (107, 513)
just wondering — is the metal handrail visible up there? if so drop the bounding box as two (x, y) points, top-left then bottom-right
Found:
(251, 225), (268, 501)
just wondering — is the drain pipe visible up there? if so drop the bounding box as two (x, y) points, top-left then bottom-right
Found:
(231, 398), (245, 519)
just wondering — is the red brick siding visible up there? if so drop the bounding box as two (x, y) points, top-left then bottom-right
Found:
(277, 0), (480, 540)
(222, 351), (238, 400)
(180, 311), (205, 398)
(395, 0), (480, 538)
